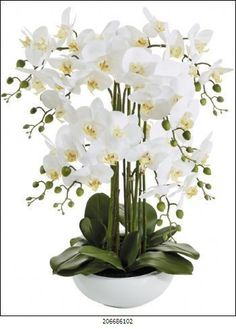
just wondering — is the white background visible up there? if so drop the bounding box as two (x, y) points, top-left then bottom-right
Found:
(1, 0), (235, 327)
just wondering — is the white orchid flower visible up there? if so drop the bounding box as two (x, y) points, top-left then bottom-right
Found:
(139, 183), (177, 200)
(20, 26), (56, 66)
(43, 152), (64, 181)
(169, 98), (199, 131)
(66, 28), (96, 55)
(76, 164), (114, 191)
(187, 24), (213, 62)
(171, 174), (199, 209)
(199, 60), (233, 84)
(192, 133), (212, 165)
(165, 30), (184, 60)
(142, 7), (169, 41)
(40, 90), (76, 122)
(55, 7), (76, 44)
(74, 98), (109, 142)
(48, 56), (81, 76)
(118, 25), (149, 48)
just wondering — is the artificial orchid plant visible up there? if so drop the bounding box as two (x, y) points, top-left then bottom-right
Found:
(3, 8), (232, 277)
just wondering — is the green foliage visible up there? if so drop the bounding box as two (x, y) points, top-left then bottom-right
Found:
(79, 217), (106, 247)
(148, 242), (200, 259)
(84, 193), (110, 227)
(120, 232), (140, 267)
(147, 226), (178, 247)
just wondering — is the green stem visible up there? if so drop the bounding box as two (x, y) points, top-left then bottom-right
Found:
(107, 167), (115, 250)
(142, 121), (147, 253)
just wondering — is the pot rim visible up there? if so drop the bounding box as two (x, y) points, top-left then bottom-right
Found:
(76, 270), (165, 280)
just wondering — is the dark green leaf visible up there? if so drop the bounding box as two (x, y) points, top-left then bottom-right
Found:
(120, 232), (140, 267)
(56, 254), (91, 273)
(79, 245), (124, 270)
(148, 226), (178, 247)
(149, 242), (200, 260)
(78, 259), (113, 275)
(131, 251), (193, 275)
(79, 217), (106, 247)
(50, 246), (81, 272)
(85, 193), (110, 226)
(70, 236), (88, 247)
(119, 204), (125, 226)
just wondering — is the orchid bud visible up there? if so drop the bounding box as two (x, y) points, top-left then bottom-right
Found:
(20, 80), (29, 88)
(194, 82), (201, 92)
(32, 181), (39, 188)
(45, 181), (53, 189)
(76, 187), (84, 197)
(40, 165), (46, 174)
(16, 59), (26, 68)
(197, 181), (204, 188)
(157, 201), (166, 212)
(170, 139), (177, 147)
(161, 119), (171, 131)
(203, 167), (211, 175)
(200, 98), (207, 105)
(16, 92), (22, 98)
(45, 114), (54, 123)
(176, 209), (184, 219)
(217, 96), (224, 102)
(7, 77), (13, 84)
(212, 84), (221, 92)
(62, 166), (71, 177)
(30, 107), (37, 114)
(54, 186), (62, 193)
(182, 130), (191, 140)
(205, 183), (212, 189)
(156, 219), (163, 226)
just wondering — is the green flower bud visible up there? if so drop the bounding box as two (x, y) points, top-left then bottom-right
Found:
(38, 126), (45, 133)
(156, 219), (163, 226)
(194, 81), (201, 92)
(61, 166), (71, 177)
(200, 98), (207, 105)
(7, 77), (13, 84)
(53, 203), (59, 208)
(176, 209), (184, 219)
(186, 146), (193, 153)
(204, 195), (210, 201)
(45, 181), (53, 189)
(217, 96), (224, 103)
(182, 130), (191, 140)
(176, 224), (182, 232)
(212, 84), (221, 93)
(54, 186), (62, 193)
(203, 167), (211, 175)
(32, 181), (39, 188)
(157, 201), (166, 212)
(213, 110), (218, 116)
(68, 200), (74, 208)
(205, 183), (212, 190)
(170, 139), (177, 147)
(30, 107), (37, 114)
(23, 124), (30, 129)
(38, 194), (44, 200)
(16, 92), (22, 98)
(76, 187), (84, 197)
(1, 93), (7, 97)
(16, 59), (26, 68)
(197, 181), (204, 188)
(192, 165), (198, 173)
(45, 114), (54, 123)
(161, 119), (171, 131)
(26, 197), (32, 201)
(20, 80), (29, 88)
(181, 155), (187, 162)
(40, 165), (46, 174)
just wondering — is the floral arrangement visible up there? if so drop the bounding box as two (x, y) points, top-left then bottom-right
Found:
(3, 8), (232, 277)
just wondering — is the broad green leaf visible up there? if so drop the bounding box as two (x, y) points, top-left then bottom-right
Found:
(70, 236), (88, 247)
(119, 202), (157, 235)
(131, 251), (193, 275)
(85, 193), (110, 226)
(78, 259), (113, 275)
(56, 254), (91, 273)
(148, 226), (178, 247)
(149, 242), (200, 260)
(50, 246), (80, 272)
(120, 232), (140, 267)
(79, 245), (124, 270)
(79, 217), (106, 247)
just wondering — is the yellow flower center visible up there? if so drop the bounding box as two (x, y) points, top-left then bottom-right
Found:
(35, 38), (48, 51)
(189, 65), (198, 77)
(141, 102), (154, 114)
(135, 37), (149, 47)
(20, 36), (31, 48)
(64, 149), (78, 162)
(170, 168), (183, 182)
(49, 170), (60, 180)
(55, 107), (65, 119)
(68, 40), (80, 53)
(98, 59), (111, 72)
(154, 21), (166, 33)
(186, 186), (198, 198)
(112, 127), (124, 138)
(88, 179), (101, 191)
(139, 152), (152, 170)
(56, 26), (69, 40)
(201, 154), (209, 165)
(211, 70), (222, 83)
(129, 63), (145, 75)
(195, 40), (207, 54)
(171, 94), (182, 105)
(87, 79), (99, 91)
(31, 79), (45, 93)
(170, 46), (183, 59)
(179, 112), (194, 130)
(83, 123), (97, 139)
(59, 61), (73, 75)
(54, 84), (64, 91)
(103, 152), (118, 165)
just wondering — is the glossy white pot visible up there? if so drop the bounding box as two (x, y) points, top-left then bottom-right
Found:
(73, 272), (173, 308)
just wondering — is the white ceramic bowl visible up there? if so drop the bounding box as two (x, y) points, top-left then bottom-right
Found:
(73, 272), (173, 308)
